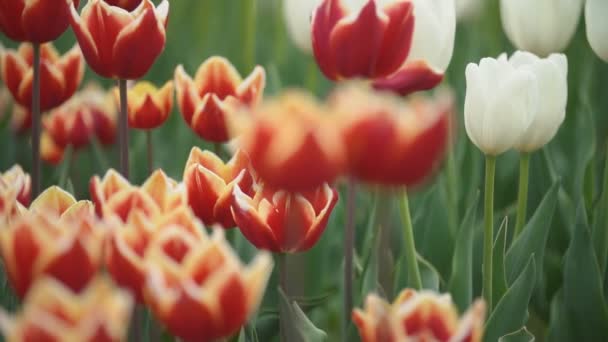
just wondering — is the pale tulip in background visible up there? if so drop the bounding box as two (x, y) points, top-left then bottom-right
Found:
(511, 52), (568, 152)
(283, 0), (321, 53)
(500, 0), (584, 57)
(464, 55), (537, 156)
(456, 0), (483, 22)
(586, 0), (608, 63)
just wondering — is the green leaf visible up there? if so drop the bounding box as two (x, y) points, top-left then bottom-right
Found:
(278, 288), (327, 342)
(498, 327), (535, 342)
(448, 191), (479, 312)
(394, 253), (441, 293)
(493, 217), (509, 304)
(506, 182), (559, 284)
(484, 255), (536, 342)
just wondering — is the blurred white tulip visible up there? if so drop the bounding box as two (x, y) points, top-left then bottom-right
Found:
(586, 0), (608, 63)
(500, 0), (583, 56)
(456, 0), (483, 22)
(283, 0), (322, 53)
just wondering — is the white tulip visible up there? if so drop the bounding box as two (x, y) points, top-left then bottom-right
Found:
(500, 0), (583, 57)
(283, 0), (322, 53)
(464, 55), (538, 156)
(456, 0), (483, 22)
(586, 0), (608, 63)
(510, 52), (568, 152)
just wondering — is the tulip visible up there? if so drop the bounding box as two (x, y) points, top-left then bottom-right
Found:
(40, 132), (65, 166)
(175, 57), (265, 143)
(333, 85), (451, 186)
(184, 147), (255, 229)
(283, 0), (322, 53)
(232, 90), (346, 191)
(0, 43), (84, 112)
(106, 208), (206, 303)
(500, 0), (583, 57)
(0, 186), (105, 298)
(0, 0), (79, 43)
(372, 0), (456, 96)
(311, 0), (415, 81)
(144, 228), (273, 342)
(0, 277), (133, 342)
(0, 179), (19, 224)
(69, 0), (169, 80)
(114, 80), (174, 130)
(104, 0), (143, 11)
(586, 0), (608, 63)
(10, 105), (32, 134)
(1, 165), (31, 208)
(353, 289), (486, 342)
(232, 182), (338, 253)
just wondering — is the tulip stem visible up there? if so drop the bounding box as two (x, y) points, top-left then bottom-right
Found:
(483, 155), (496, 311)
(31, 43), (42, 198)
(514, 152), (530, 239)
(399, 188), (422, 290)
(146, 130), (154, 174)
(118, 79), (129, 179)
(594, 142), (608, 277)
(343, 178), (356, 341)
(278, 253), (289, 342)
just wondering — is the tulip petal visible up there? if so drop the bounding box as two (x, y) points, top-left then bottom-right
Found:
(194, 57), (242, 100)
(175, 65), (200, 125)
(0, 0), (26, 42)
(312, 0), (348, 80)
(69, 2), (104, 77)
(29, 186), (77, 216)
(21, 0), (73, 43)
(231, 186), (279, 251)
(1, 51), (27, 105)
(374, 0), (415, 76)
(372, 61), (444, 96)
(236, 66), (266, 106)
(190, 94), (231, 142)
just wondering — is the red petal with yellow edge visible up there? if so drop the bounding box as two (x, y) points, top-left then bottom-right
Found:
(40, 133), (65, 166)
(104, 188), (160, 222)
(174, 65), (200, 125)
(4, 224), (40, 298)
(29, 186), (77, 216)
(375, 1), (415, 77)
(372, 61), (444, 96)
(39, 238), (99, 293)
(311, 0), (347, 80)
(214, 274), (248, 338)
(298, 186), (338, 252)
(236, 66), (266, 105)
(159, 291), (218, 342)
(90, 170), (131, 217)
(194, 57), (241, 100)
(190, 94), (230, 142)
(129, 94), (165, 129)
(184, 164), (225, 226)
(18, 61), (66, 111)
(1, 51), (27, 104)
(69, 3), (105, 78)
(106, 232), (147, 302)
(56, 45), (85, 106)
(231, 186), (280, 252)
(21, 0), (74, 43)
(0, 0), (26, 42)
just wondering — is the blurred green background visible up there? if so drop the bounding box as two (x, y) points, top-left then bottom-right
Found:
(1, 0), (608, 341)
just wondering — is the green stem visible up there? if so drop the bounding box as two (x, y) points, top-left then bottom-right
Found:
(343, 179), (356, 341)
(514, 153), (530, 238)
(118, 79), (129, 179)
(242, 0), (257, 72)
(399, 188), (422, 290)
(278, 253), (289, 342)
(445, 142), (459, 236)
(483, 155), (496, 311)
(31, 43), (41, 197)
(594, 143), (608, 276)
(146, 130), (153, 174)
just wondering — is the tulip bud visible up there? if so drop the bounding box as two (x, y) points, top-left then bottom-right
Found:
(585, 0), (608, 63)
(0, 277), (133, 342)
(0, 0), (79, 43)
(464, 55), (538, 156)
(353, 289), (486, 342)
(500, 0), (583, 56)
(113, 81), (174, 130)
(283, 0), (321, 53)
(1, 165), (31, 208)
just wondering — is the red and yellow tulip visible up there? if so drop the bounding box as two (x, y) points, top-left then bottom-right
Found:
(114, 80), (173, 130)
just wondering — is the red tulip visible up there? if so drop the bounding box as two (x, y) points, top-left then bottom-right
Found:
(231, 182), (338, 253)
(104, 0), (143, 11)
(113, 80), (173, 129)
(0, 0), (80, 43)
(69, 0), (169, 79)
(175, 57), (265, 142)
(0, 165), (31, 208)
(334, 85), (452, 186)
(0, 277), (133, 342)
(311, 0), (415, 81)
(1, 43), (84, 112)
(40, 132), (66, 166)
(183, 147), (255, 229)
(144, 228), (273, 342)
(353, 289), (486, 342)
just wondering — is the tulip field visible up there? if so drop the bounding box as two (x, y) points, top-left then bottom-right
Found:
(1, 0), (608, 341)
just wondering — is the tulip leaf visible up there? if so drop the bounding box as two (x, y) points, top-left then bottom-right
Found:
(448, 192), (479, 312)
(498, 327), (535, 342)
(484, 255), (536, 342)
(394, 253), (442, 293)
(278, 288), (328, 342)
(493, 217), (509, 304)
(506, 182), (559, 284)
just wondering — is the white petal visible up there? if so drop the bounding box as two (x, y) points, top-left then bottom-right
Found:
(283, 0), (322, 53)
(586, 0), (608, 62)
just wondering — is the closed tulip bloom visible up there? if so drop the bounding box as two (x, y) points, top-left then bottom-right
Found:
(1, 43), (84, 112)
(500, 0), (583, 57)
(69, 0), (169, 79)
(464, 55), (538, 156)
(0, 0), (79, 43)
(0, 277), (133, 342)
(373, 0), (456, 96)
(283, 0), (321, 53)
(104, 0), (143, 11)
(334, 85), (451, 186)
(353, 289), (486, 342)
(115, 81), (173, 130)
(183, 147), (255, 229)
(232, 182), (339, 253)
(175, 57), (265, 142)
(1, 165), (31, 207)
(586, 0), (608, 63)
(232, 91), (346, 191)
(40, 132), (66, 166)
(312, 0), (415, 81)
(144, 228), (273, 342)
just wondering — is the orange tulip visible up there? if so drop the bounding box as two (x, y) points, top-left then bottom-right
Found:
(90, 169), (185, 222)
(0, 0), (79, 43)
(231, 182), (338, 253)
(0, 277), (133, 342)
(1, 165), (31, 207)
(144, 228), (272, 342)
(104, 0), (143, 11)
(106, 208), (206, 303)
(353, 290), (486, 342)
(183, 147), (255, 229)
(113, 80), (173, 129)
(232, 90), (346, 191)
(40, 132), (65, 166)
(0, 186), (105, 298)
(334, 85), (452, 186)
(69, 0), (169, 79)
(1, 43), (84, 112)
(175, 57), (265, 142)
